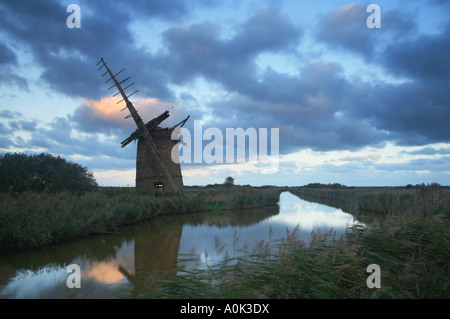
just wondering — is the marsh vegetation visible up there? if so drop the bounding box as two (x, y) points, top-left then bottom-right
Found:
(0, 185), (283, 252)
(143, 184), (450, 299)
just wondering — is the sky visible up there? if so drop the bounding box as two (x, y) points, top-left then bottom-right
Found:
(0, 0), (449, 187)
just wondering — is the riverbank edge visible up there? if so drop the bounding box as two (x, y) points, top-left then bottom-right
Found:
(290, 184), (450, 216)
(0, 186), (284, 253)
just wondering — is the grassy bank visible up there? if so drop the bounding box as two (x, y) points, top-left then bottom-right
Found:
(290, 183), (450, 216)
(0, 186), (282, 252)
(186, 185), (283, 211)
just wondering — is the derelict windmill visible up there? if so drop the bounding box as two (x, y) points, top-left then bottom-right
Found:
(96, 58), (189, 193)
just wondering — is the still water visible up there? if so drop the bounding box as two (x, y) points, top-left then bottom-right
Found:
(0, 192), (363, 298)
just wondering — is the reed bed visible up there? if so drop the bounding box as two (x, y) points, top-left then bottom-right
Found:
(0, 190), (199, 251)
(291, 183), (450, 216)
(194, 186), (283, 211)
(141, 184), (449, 299)
(147, 207), (448, 299)
(0, 186), (282, 252)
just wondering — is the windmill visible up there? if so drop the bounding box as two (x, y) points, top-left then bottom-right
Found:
(96, 58), (189, 193)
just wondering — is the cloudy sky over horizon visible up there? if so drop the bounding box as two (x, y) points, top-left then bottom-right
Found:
(0, 0), (449, 187)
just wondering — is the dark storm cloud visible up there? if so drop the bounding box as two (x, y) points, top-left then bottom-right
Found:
(0, 70), (28, 91)
(0, 0), (121, 98)
(0, 42), (17, 65)
(231, 6), (301, 55)
(0, 0), (448, 163)
(156, 6), (366, 155)
(315, 4), (418, 60)
(0, 122), (12, 136)
(313, 3), (449, 149)
(0, 110), (22, 119)
(430, 0), (450, 7)
(315, 4), (378, 60)
(0, 42), (29, 90)
(199, 57), (389, 154)
(7, 119), (38, 132)
(382, 23), (450, 80)
(0, 0), (207, 100)
(0, 136), (15, 148)
(159, 6), (302, 102)
(362, 81), (450, 145)
(157, 4), (447, 155)
(87, 0), (217, 21)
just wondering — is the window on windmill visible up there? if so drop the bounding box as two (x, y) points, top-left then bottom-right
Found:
(153, 182), (164, 190)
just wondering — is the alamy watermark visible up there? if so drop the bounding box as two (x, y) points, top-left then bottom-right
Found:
(66, 4), (380, 30)
(66, 4), (81, 29)
(66, 264), (81, 288)
(171, 120), (279, 174)
(366, 264), (381, 288)
(366, 4), (381, 29)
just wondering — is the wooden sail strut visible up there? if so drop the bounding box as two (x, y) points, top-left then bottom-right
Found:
(97, 58), (179, 192)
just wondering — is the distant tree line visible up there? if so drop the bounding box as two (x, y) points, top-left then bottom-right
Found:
(406, 183), (447, 189)
(0, 152), (97, 194)
(302, 182), (447, 190)
(301, 183), (353, 189)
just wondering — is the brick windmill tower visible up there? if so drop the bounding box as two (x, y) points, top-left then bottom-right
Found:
(96, 58), (189, 193)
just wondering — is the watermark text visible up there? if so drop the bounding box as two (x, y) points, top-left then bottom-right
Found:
(66, 4), (81, 29)
(171, 120), (279, 174)
(366, 264), (381, 288)
(66, 263), (81, 288)
(366, 4), (381, 29)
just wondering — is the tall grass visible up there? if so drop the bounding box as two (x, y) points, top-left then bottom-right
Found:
(147, 207), (448, 299)
(0, 186), (282, 252)
(190, 186), (282, 211)
(0, 190), (203, 251)
(291, 183), (450, 216)
(140, 184), (449, 299)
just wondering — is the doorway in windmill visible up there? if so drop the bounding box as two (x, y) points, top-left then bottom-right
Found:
(153, 181), (164, 191)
